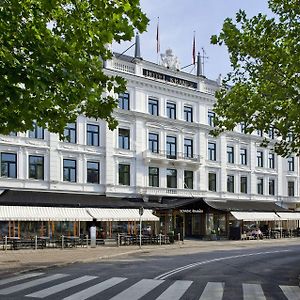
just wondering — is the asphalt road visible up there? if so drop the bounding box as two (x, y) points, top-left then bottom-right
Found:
(1, 243), (300, 299)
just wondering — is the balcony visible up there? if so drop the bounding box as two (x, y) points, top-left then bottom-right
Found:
(137, 186), (205, 198)
(143, 150), (201, 168)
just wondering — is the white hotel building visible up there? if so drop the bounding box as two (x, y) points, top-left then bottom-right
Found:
(0, 41), (299, 240)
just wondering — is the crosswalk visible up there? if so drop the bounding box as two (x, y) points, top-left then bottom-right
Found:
(0, 272), (298, 299)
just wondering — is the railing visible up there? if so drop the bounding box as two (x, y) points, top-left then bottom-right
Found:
(112, 60), (135, 74)
(143, 150), (200, 163)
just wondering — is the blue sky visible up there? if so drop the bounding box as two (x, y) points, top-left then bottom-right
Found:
(113, 0), (271, 81)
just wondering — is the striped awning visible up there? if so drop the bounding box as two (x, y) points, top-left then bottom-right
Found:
(0, 206), (92, 222)
(87, 208), (159, 222)
(277, 212), (300, 220)
(231, 211), (281, 221)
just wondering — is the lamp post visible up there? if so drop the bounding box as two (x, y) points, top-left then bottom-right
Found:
(139, 206), (144, 249)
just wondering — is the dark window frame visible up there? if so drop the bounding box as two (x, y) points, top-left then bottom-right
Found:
(257, 178), (264, 195)
(208, 142), (216, 161)
(118, 128), (130, 150)
(119, 164), (130, 186)
(184, 170), (193, 189)
(166, 135), (177, 159)
(227, 175), (235, 193)
(149, 133), (159, 153)
(1, 152), (17, 178)
(87, 161), (99, 184)
(288, 181), (295, 196)
(269, 179), (275, 195)
(240, 148), (247, 165)
(227, 146), (234, 164)
(118, 92), (130, 110)
(149, 167), (159, 187)
(166, 168), (177, 188)
(63, 159), (76, 182)
(208, 111), (215, 127)
(240, 176), (247, 194)
(288, 157), (295, 171)
(208, 172), (217, 191)
(184, 105), (193, 122)
(87, 124), (99, 146)
(257, 151), (264, 167)
(184, 138), (193, 158)
(29, 122), (44, 139)
(63, 123), (77, 143)
(148, 98), (159, 116)
(29, 155), (44, 180)
(268, 153), (275, 169)
(166, 102), (176, 119)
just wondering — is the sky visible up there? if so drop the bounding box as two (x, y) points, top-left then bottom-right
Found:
(113, 0), (272, 81)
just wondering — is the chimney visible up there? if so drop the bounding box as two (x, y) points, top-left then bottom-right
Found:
(196, 52), (202, 77)
(134, 33), (142, 59)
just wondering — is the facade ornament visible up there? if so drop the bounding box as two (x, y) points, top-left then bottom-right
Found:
(160, 48), (180, 70)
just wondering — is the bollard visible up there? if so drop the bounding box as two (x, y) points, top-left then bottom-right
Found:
(4, 236), (7, 251)
(159, 233), (161, 246)
(61, 235), (64, 250)
(178, 233), (180, 243)
(86, 235), (89, 248)
(117, 233), (120, 247)
(35, 235), (38, 250)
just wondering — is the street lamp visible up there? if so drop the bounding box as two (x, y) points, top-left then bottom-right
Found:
(139, 206), (144, 249)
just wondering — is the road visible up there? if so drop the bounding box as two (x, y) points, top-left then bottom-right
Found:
(0, 242), (300, 299)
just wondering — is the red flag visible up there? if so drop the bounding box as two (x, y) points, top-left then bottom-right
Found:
(192, 32), (196, 64)
(156, 17), (160, 53)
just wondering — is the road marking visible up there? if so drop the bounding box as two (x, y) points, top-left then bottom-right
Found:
(199, 282), (224, 300)
(0, 273), (44, 286)
(25, 275), (97, 298)
(280, 285), (300, 300)
(243, 283), (266, 300)
(0, 273), (67, 295)
(155, 280), (192, 300)
(154, 250), (290, 280)
(109, 279), (164, 300)
(62, 277), (127, 300)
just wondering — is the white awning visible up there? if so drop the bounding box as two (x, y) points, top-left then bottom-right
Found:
(231, 211), (281, 221)
(87, 208), (159, 222)
(277, 212), (300, 220)
(0, 206), (92, 221)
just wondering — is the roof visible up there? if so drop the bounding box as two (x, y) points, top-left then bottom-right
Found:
(205, 200), (289, 212)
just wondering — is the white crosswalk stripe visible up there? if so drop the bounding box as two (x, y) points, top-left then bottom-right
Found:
(109, 278), (164, 300)
(199, 282), (224, 300)
(26, 275), (97, 298)
(155, 280), (192, 300)
(0, 273), (67, 295)
(0, 273), (44, 286)
(62, 277), (127, 300)
(0, 272), (299, 300)
(243, 283), (266, 300)
(280, 285), (300, 300)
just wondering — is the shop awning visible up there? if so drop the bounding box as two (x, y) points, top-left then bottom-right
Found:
(277, 212), (300, 220)
(0, 206), (93, 221)
(87, 208), (159, 221)
(231, 211), (281, 221)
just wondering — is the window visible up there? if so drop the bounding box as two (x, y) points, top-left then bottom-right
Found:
(208, 142), (216, 161)
(184, 138), (193, 158)
(166, 136), (177, 159)
(149, 133), (159, 153)
(119, 164), (130, 185)
(208, 111), (215, 127)
(63, 123), (76, 143)
(149, 167), (159, 187)
(227, 175), (234, 193)
(268, 127), (275, 139)
(240, 176), (247, 194)
(1, 153), (17, 178)
(148, 98), (159, 116)
(29, 122), (44, 139)
(87, 124), (99, 146)
(184, 170), (193, 189)
(118, 92), (129, 110)
(9, 132), (17, 136)
(257, 151), (264, 167)
(208, 172), (216, 191)
(268, 153), (275, 169)
(29, 155), (44, 180)
(227, 146), (234, 164)
(240, 148), (247, 165)
(184, 106), (193, 122)
(257, 178), (264, 195)
(240, 122), (246, 133)
(287, 157), (295, 171)
(118, 128), (130, 150)
(269, 179), (275, 195)
(257, 129), (263, 137)
(166, 102), (176, 119)
(63, 159), (76, 182)
(166, 168), (177, 188)
(288, 181), (295, 196)
(87, 161), (99, 184)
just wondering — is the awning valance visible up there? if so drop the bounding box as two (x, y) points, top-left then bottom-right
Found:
(277, 212), (300, 220)
(231, 211), (281, 221)
(0, 206), (92, 221)
(87, 208), (159, 222)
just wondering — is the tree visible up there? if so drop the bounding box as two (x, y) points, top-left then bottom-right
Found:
(0, 0), (148, 135)
(211, 0), (299, 156)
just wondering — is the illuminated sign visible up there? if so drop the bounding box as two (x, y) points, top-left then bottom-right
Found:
(179, 209), (203, 214)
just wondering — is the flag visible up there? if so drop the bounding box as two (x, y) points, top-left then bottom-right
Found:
(156, 17), (160, 53)
(192, 32), (196, 64)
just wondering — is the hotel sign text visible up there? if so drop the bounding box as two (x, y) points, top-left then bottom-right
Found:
(143, 69), (198, 89)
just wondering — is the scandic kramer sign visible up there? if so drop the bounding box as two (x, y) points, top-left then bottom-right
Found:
(143, 69), (198, 89)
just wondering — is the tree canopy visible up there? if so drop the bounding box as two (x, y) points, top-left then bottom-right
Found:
(0, 0), (148, 135)
(211, 0), (300, 157)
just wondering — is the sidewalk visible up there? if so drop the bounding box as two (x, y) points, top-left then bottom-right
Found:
(0, 238), (300, 279)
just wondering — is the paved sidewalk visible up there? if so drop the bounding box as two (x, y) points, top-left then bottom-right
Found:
(0, 238), (300, 279)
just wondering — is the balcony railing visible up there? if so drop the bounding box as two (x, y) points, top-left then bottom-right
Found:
(143, 150), (200, 163)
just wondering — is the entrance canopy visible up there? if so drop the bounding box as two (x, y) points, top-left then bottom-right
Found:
(87, 208), (159, 222)
(0, 206), (92, 222)
(277, 212), (300, 220)
(231, 211), (281, 221)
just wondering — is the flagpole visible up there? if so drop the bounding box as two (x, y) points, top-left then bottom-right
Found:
(156, 17), (160, 64)
(192, 31), (196, 74)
